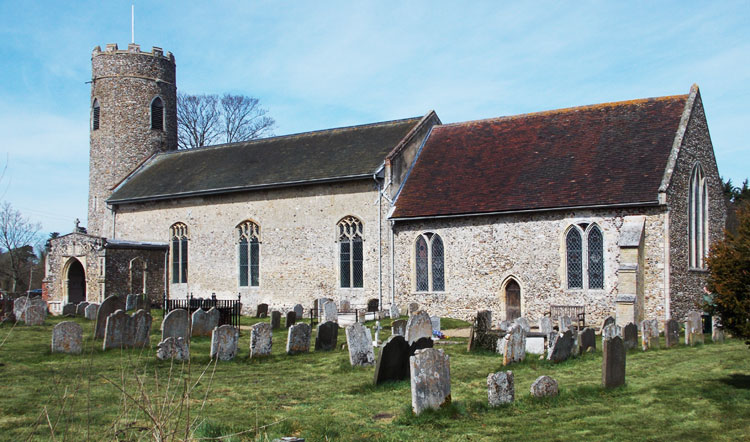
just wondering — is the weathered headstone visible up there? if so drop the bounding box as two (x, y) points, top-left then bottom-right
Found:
(315, 298), (332, 318)
(664, 319), (679, 348)
(367, 298), (380, 312)
(623, 322), (638, 350)
(498, 320), (512, 331)
(14, 297), (47, 323)
(408, 336), (434, 356)
(547, 330), (573, 363)
(24, 304), (47, 325)
(285, 311), (297, 329)
(256, 303), (269, 318)
(599, 316), (616, 333)
(579, 327), (596, 353)
(601, 323), (622, 349)
(293, 304), (304, 320)
(315, 321), (339, 351)
(712, 317), (725, 343)
(391, 319), (407, 336)
(51, 321), (83, 354)
(410, 348), (451, 415)
(405, 311), (432, 345)
(62, 303), (77, 316)
(641, 319), (660, 350)
(526, 336), (545, 354)
(322, 300), (338, 323)
(558, 316), (572, 332)
(685, 311), (704, 345)
(513, 317), (530, 333)
(84, 303), (99, 320)
(346, 322), (375, 366)
(539, 316), (553, 335)
(340, 299), (351, 313)
(156, 337), (190, 361)
(496, 324), (526, 366)
(476, 310), (492, 332)
(286, 323), (311, 355)
(210, 325), (239, 361)
(430, 316), (441, 333)
(132, 309), (152, 348)
(249, 322), (273, 358)
(76, 302), (89, 317)
(161, 308), (190, 341)
(191, 308), (220, 337)
(270, 310), (281, 330)
(487, 371), (514, 406)
(374, 335), (410, 385)
(407, 302), (420, 316)
(530, 375), (558, 398)
(389, 304), (400, 319)
(602, 335), (626, 388)
(126, 294), (139, 311)
(95, 295), (125, 339)
(103, 310), (134, 350)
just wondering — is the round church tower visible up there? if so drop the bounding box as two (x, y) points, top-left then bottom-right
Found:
(88, 43), (177, 237)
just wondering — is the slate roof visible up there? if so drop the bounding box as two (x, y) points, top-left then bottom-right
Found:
(391, 94), (689, 219)
(108, 116), (424, 203)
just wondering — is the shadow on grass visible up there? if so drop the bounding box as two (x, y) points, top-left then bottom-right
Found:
(394, 401), (467, 427)
(719, 373), (750, 390)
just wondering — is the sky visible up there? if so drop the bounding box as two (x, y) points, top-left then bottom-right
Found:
(0, 1), (748, 236)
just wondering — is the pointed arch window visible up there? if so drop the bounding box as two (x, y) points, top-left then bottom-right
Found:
(170, 223), (188, 284)
(587, 226), (604, 289)
(237, 220), (260, 287)
(566, 224), (604, 290)
(689, 164), (708, 269)
(414, 232), (445, 292)
(92, 99), (100, 130)
(566, 228), (583, 289)
(338, 216), (363, 288)
(151, 97), (164, 130)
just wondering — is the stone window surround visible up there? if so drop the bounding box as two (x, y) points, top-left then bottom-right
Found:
(150, 96), (165, 131)
(170, 222), (189, 285)
(564, 223), (606, 292)
(687, 162), (709, 271)
(91, 98), (100, 131)
(411, 231), (446, 293)
(236, 219), (261, 288)
(337, 215), (365, 289)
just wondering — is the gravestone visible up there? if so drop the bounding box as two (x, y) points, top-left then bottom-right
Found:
(623, 322), (638, 350)
(410, 348), (451, 415)
(95, 295), (125, 339)
(156, 337), (190, 361)
(210, 325), (239, 361)
(476, 310), (492, 332)
(641, 319), (660, 350)
(389, 304), (400, 319)
(346, 322), (375, 366)
(539, 316), (553, 335)
(14, 297), (47, 322)
(498, 320), (512, 331)
(602, 335), (626, 388)
(487, 371), (514, 406)
(407, 302), (420, 316)
(547, 330), (573, 363)
(496, 324), (526, 366)
(408, 336), (434, 357)
(103, 310), (134, 350)
(315, 298), (332, 318)
(24, 304), (47, 325)
(601, 323), (622, 349)
(367, 298), (379, 312)
(526, 336), (545, 354)
(286, 323), (311, 355)
(340, 299), (351, 313)
(430, 316), (441, 333)
(126, 294), (138, 311)
(685, 311), (704, 345)
(712, 317), (725, 343)
(293, 304), (304, 320)
(664, 319), (679, 348)
(558, 316), (572, 332)
(391, 319), (407, 336)
(322, 300), (338, 323)
(570, 330), (581, 357)
(579, 327), (596, 353)
(285, 311), (297, 329)
(599, 316), (616, 333)
(374, 335), (410, 385)
(513, 317), (530, 333)
(256, 303), (269, 318)
(76, 302), (89, 317)
(315, 321), (339, 351)
(161, 309), (190, 341)
(405, 311), (432, 345)
(270, 311), (281, 330)
(51, 321), (83, 354)
(62, 303), (77, 316)
(191, 308), (220, 337)
(132, 309), (152, 348)
(135, 294), (149, 311)
(530, 375), (558, 397)
(249, 322), (273, 358)
(84, 303), (99, 320)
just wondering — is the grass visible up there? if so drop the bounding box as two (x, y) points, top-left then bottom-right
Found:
(0, 312), (748, 441)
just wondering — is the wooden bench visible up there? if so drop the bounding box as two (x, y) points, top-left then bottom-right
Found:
(545, 305), (586, 328)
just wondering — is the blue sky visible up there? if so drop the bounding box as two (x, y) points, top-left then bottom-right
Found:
(1, 1), (748, 235)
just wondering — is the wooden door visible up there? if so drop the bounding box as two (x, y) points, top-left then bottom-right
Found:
(505, 280), (521, 321)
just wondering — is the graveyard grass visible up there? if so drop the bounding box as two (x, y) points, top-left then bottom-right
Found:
(1, 314), (749, 441)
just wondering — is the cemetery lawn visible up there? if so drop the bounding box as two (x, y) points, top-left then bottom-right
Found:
(1, 314), (749, 441)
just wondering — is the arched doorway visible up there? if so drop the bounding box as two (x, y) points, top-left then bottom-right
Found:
(505, 279), (521, 321)
(67, 259), (86, 303)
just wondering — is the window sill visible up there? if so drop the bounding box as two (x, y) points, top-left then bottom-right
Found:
(688, 267), (709, 273)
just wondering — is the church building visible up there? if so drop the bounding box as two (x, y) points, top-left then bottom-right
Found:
(43, 43), (726, 325)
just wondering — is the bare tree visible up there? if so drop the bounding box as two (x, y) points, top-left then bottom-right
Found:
(0, 202), (41, 292)
(177, 93), (275, 149)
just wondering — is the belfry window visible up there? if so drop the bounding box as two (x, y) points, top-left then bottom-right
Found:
(237, 220), (260, 287)
(689, 164), (708, 269)
(338, 216), (363, 288)
(566, 224), (604, 290)
(415, 232), (445, 292)
(92, 99), (100, 130)
(170, 223), (188, 284)
(151, 97), (164, 130)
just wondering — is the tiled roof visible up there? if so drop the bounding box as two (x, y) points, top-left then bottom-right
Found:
(391, 94), (689, 219)
(108, 116), (424, 203)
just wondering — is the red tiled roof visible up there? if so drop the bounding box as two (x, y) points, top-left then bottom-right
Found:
(391, 94), (689, 219)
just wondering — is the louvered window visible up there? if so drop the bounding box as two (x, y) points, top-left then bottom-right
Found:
(414, 232), (445, 292)
(237, 221), (260, 287)
(170, 223), (188, 284)
(151, 97), (164, 130)
(338, 216), (363, 288)
(92, 99), (100, 130)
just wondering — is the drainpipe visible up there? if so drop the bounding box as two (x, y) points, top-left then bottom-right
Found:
(373, 166), (383, 309)
(664, 210), (671, 320)
(110, 204), (117, 239)
(390, 219), (395, 306)
(163, 251), (168, 310)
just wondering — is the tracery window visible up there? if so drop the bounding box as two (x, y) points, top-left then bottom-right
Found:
(566, 224), (604, 290)
(338, 216), (363, 288)
(587, 225), (604, 289)
(92, 99), (100, 130)
(688, 164), (708, 269)
(566, 228), (583, 289)
(237, 220), (260, 287)
(170, 223), (188, 284)
(151, 97), (164, 130)
(415, 232), (445, 292)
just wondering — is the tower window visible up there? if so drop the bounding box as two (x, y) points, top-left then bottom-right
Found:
(92, 99), (100, 130)
(151, 97), (164, 130)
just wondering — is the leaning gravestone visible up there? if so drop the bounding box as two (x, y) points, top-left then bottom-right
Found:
(409, 336), (434, 357)
(539, 316), (553, 335)
(346, 322), (375, 366)
(497, 324), (526, 366)
(270, 310), (281, 330)
(256, 303), (269, 318)
(103, 309), (134, 350)
(210, 325), (239, 361)
(315, 321), (339, 351)
(24, 304), (47, 325)
(191, 308), (220, 337)
(285, 311), (296, 328)
(408, 302), (420, 316)
(599, 316), (616, 333)
(410, 348), (451, 415)
(161, 308), (190, 341)
(95, 295), (125, 339)
(579, 327), (596, 353)
(513, 317), (530, 333)
(603, 335), (626, 388)
(286, 323), (311, 355)
(530, 375), (558, 398)
(558, 316), (572, 332)
(249, 322), (272, 358)
(62, 303), (77, 316)
(476, 310), (492, 332)
(132, 309), (152, 348)
(51, 321), (83, 354)
(392, 319), (407, 336)
(76, 302), (89, 317)
(487, 371), (514, 406)
(547, 330), (573, 363)
(374, 335), (410, 385)
(293, 304), (304, 320)
(156, 337), (189, 361)
(389, 304), (400, 319)
(126, 294), (139, 311)
(322, 300), (338, 323)
(685, 311), (704, 345)
(405, 311), (432, 345)
(664, 319), (679, 348)
(623, 322), (638, 350)
(641, 319), (660, 350)
(84, 303), (99, 320)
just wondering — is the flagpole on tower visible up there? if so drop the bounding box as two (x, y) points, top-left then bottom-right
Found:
(131, 3), (135, 44)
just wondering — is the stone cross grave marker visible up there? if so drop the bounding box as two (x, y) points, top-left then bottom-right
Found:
(315, 321), (339, 351)
(664, 319), (679, 348)
(161, 308), (190, 341)
(84, 303), (99, 320)
(286, 322), (311, 355)
(95, 295), (125, 339)
(603, 335), (626, 388)
(249, 322), (272, 358)
(410, 348), (451, 415)
(210, 325), (239, 361)
(256, 303), (268, 318)
(346, 322), (375, 366)
(52, 321), (83, 354)
(405, 311), (432, 345)
(622, 322), (638, 350)
(374, 335), (410, 385)
(270, 310), (281, 330)
(156, 337), (189, 361)
(487, 371), (514, 406)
